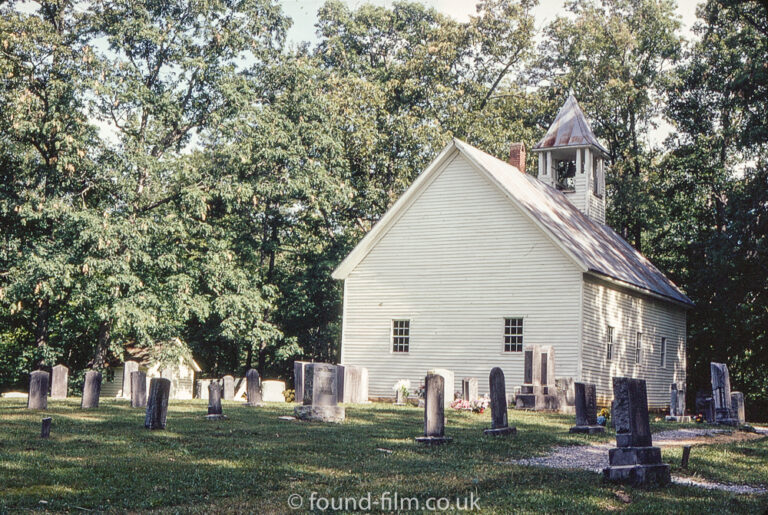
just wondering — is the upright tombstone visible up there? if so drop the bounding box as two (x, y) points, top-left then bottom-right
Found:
(122, 361), (139, 399)
(416, 373), (452, 444)
(427, 368), (454, 409)
(41, 417), (52, 438)
(336, 365), (369, 404)
(461, 377), (478, 402)
(483, 367), (516, 436)
(27, 370), (49, 410)
(81, 371), (102, 409)
(205, 381), (226, 420)
(51, 365), (69, 399)
(293, 360), (309, 403)
(730, 391), (745, 425)
(294, 363), (346, 422)
(556, 377), (575, 414)
(515, 345), (558, 410)
(261, 380), (286, 402)
(144, 378), (171, 430)
(222, 375), (235, 401)
(245, 369), (262, 406)
(603, 377), (670, 487)
(569, 382), (604, 434)
(130, 371), (147, 408)
(665, 383), (690, 422)
(695, 389), (715, 423)
(711, 363), (738, 426)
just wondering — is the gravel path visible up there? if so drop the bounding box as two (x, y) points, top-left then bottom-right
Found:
(507, 427), (767, 495)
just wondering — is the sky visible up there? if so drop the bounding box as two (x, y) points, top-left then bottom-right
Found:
(279, 0), (703, 46)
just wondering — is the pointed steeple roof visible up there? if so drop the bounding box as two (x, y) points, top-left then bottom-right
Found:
(533, 95), (609, 156)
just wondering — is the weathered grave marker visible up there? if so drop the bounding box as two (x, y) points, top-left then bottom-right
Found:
(81, 371), (102, 409)
(603, 377), (670, 487)
(246, 369), (262, 406)
(711, 362), (738, 426)
(294, 363), (346, 422)
(222, 375), (235, 401)
(27, 370), (49, 410)
(41, 417), (52, 438)
(462, 377), (478, 402)
(569, 382), (604, 434)
(261, 380), (286, 402)
(145, 378), (171, 430)
(416, 373), (452, 444)
(122, 361), (139, 399)
(51, 365), (68, 399)
(483, 367), (516, 436)
(131, 371), (147, 408)
(730, 391), (745, 425)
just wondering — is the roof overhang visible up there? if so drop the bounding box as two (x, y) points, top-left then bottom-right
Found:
(585, 270), (695, 309)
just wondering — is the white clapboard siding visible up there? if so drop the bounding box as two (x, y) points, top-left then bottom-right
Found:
(341, 153), (583, 397)
(581, 275), (687, 408)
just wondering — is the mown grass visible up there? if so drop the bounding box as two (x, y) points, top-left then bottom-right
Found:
(0, 399), (766, 513)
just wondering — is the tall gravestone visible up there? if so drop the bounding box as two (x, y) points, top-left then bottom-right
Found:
(122, 361), (139, 399)
(245, 369), (262, 406)
(695, 389), (715, 423)
(294, 363), (346, 422)
(145, 378), (171, 430)
(336, 365), (369, 404)
(416, 373), (452, 444)
(27, 370), (49, 410)
(222, 375), (235, 401)
(206, 381), (226, 420)
(461, 378), (478, 402)
(293, 361), (309, 403)
(81, 371), (102, 409)
(730, 391), (745, 425)
(484, 367), (516, 436)
(569, 382), (604, 434)
(427, 368), (454, 409)
(556, 377), (575, 414)
(51, 365), (68, 399)
(515, 345), (558, 410)
(603, 377), (670, 487)
(665, 383), (689, 422)
(131, 371), (147, 408)
(711, 363), (738, 426)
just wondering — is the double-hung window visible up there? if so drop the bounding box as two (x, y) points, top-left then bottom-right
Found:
(660, 337), (667, 368)
(392, 320), (410, 353)
(607, 326), (614, 361)
(504, 318), (524, 352)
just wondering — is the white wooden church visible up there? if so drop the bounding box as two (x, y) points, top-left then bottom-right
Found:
(332, 96), (693, 408)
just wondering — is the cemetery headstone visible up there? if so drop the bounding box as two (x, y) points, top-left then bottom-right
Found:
(145, 378), (171, 430)
(462, 377), (478, 402)
(293, 361), (309, 403)
(665, 383), (690, 422)
(51, 365), (68, 399)
(515, 345), (558, 410)
(416, 373), (452, 444)
(603, 377), (670, 487)
(41, 417), (52, 438)
(695, 389), (715, 423)
(122, 361), (139, 399)
(556, 377), (575, 414)
(711, 362), (738, 426)
(27, 370), (49, 410)
(131, 371), (147, 408)
(337, 365), (369, 404)
(246, 369), (262, 406)
(730, 391), (745, 425)
(222, 375), (235, 401)
(427, 368), (454, 409)
(81, 371), (102, 409)
(261, 380), (286, 402)
(206, 381), (226, 420)
(483, 367), (516, 436)
(569, 382), (604, 434)
(294, 363), (346, 422)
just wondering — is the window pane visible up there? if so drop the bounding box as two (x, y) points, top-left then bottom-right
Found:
(503, 318), (523, 352)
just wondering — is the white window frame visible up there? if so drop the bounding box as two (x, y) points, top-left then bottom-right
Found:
(503, 317), (524, 353)
(635, 332), (642, 365)
(660, 337), (667, 368)
(391, 319), (410, 353)
(606, 325), (614, 361)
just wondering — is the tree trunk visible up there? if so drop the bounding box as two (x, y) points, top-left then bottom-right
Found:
(34, 298), (50, 366)
(93, 320), (111, 369)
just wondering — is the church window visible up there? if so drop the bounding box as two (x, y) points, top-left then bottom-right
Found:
(607, 326), (614, 361)
(392, 320), (410, 353)
(504, 318), (524, 352)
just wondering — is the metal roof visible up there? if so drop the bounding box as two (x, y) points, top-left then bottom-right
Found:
(533, 95), (610, 156)
(454, 139), (693, 307)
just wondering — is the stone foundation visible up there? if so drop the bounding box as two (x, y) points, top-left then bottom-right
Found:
(603, 446), (670, 487)
(569, 425), (605, 434)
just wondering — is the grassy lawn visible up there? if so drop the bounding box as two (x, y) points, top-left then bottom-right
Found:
(1, 399), (766, 513)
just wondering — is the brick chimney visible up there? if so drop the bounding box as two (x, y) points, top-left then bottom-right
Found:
(508, 142), (526, 173)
